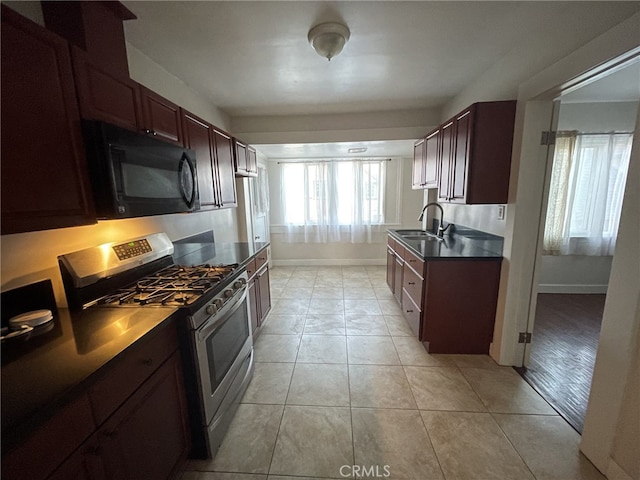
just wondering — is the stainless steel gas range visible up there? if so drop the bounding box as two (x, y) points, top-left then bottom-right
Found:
(58, 232), (254, 459)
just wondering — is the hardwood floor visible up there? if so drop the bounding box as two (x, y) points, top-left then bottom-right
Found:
(515, 293), (605, 433)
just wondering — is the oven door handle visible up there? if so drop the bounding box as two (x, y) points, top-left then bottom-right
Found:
(198, 287), (248, 342)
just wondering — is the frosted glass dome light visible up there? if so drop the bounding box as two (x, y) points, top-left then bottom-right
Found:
(308, 22), (351, 61)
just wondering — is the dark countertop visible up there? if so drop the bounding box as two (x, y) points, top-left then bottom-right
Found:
(388, 226), (503, 260)
(172, 240), (269, 267)
(1, 305), (179, 451)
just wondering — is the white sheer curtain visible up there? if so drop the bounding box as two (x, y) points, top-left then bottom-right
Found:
(281, 160), (386, 243)
(543, 131), (633, 256)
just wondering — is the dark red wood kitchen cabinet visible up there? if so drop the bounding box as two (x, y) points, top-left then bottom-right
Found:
(47, 432), (107, 480)
(247, 248), (271, 337)
(437, 101), (516, 204)
(213, 128), (239, 207)
(182, 110), (219, 208)
(140, 86), (184, 145)
(71, 45), (144, 132)
(2, 392), (96, 480)
(181, 111), (237, 209)
(412, 137), (426, 189)
(0, 5), (97, 235)
(98, 352), (190, 480)
(234, 139), (258, 177)
(412, 129), (439, 189)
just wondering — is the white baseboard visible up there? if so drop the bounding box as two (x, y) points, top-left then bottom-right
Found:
(272, 259), (386, 267)
(537, 284), (608, 294)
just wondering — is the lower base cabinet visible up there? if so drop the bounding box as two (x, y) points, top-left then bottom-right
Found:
(387, 235), (501, 354)
(248, 252), (271, 337)
(49, 352), (190, 480)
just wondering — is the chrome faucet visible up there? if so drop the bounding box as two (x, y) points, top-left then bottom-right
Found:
(418, 202), (452, 238)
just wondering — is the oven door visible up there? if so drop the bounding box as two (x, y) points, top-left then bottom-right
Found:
(194, 286), (253, 424)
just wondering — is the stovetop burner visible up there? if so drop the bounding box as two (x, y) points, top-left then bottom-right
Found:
(95, 263), (239, 307)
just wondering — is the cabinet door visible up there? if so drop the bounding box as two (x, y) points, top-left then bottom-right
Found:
(140, 86), (184, 145)
(437, 120), (455, 202)
(71, 46), (143, 131)
(412, 137), (426, 189)
(423, 129), (440, 188)
(213, 129), (238, 207)
(182, 111), (218, 208)
(248, 279), (260, 334)
(234, 139), (248, 174)
(393, 255), (404, 304)
(257, 266), (271, 324)
(247, 146), (258, 176)
(47, 433), (107, 480)
(100, 353), (190, 480)
(450, 109), (472, 202)
(386, 246), (395, 291)
(1, 6), (96, 234)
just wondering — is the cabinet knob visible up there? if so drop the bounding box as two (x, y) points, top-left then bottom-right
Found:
(102, 430), (118, 439)
(143, 128), (157, 136)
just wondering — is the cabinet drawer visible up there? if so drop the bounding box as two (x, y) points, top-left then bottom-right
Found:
(2, 393), (95, 480)
(245, 258), (257, 279)
(387, 236), (397, 251)
(88, 320), (178, 426)
(402, 263), (423, 306)
(401, 290), (421, 338)
(254, 249), (269, 271)
(394, 243), (406, 260)
(403, 248), (425, 275)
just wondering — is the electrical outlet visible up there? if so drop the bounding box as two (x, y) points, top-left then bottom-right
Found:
(497, 205), (506, 220)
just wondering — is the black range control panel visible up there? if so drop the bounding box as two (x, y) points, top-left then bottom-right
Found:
(112, 239), (153, 260)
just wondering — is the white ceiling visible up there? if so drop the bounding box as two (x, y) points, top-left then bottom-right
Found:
(121, 1), (640, 158)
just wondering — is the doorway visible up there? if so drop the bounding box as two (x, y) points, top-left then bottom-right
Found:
(516, 61), (639, 433)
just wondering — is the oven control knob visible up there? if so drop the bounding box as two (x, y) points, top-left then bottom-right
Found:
(213, 299), (223, 308)
(233, 279), (245, 289)
(224, 289), (233, 298)
(206, 304), (218, 315)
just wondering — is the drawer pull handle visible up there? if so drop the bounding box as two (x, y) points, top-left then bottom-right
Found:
(409, 259), (416, 263)
(103, 430), (118, 439)
(406, 309), (414, 313)
(142, 358), (153, 366)
(408, 282), (415, 285)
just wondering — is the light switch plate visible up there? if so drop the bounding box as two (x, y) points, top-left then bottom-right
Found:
(497, 205), (506, 220)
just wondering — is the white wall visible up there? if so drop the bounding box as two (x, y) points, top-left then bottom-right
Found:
(232, 108), (440, 145)
(580, 104), (640, 478)
(537, 101), (638, 293)
(267, 157), (423, 265)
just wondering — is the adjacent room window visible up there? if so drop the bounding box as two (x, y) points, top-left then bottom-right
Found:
(543, 131), (633, 256)
(280, 159), (387, 243)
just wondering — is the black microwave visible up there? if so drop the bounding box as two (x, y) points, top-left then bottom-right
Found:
(82, 120), (199, 219)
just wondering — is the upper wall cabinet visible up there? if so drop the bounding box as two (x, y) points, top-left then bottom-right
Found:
(72, 46), (144, 132)
(1, 6), (96, 235)
(412, 129), (440, 189)
(437, 101), (516, 204)
(140, 86), (184, 146)
(234, 139), (258, 177)
(181, 110), (237, 209)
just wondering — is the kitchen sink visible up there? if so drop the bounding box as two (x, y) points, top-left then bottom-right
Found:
(404, 235), (441, 241)
(395, 229), (428, 235)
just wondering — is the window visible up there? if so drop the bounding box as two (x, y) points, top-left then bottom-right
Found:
(280, 159), (387, 243)
(543, 132), (633, 256)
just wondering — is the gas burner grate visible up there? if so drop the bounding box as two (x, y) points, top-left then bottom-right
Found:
(95, 263), (239, 307)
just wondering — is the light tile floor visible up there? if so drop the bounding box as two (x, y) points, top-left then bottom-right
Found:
(182, 266), (605, 480)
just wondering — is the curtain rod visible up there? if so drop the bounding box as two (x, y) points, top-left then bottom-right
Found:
(558, 131), (635, 136)
(277, 158), (392, 165)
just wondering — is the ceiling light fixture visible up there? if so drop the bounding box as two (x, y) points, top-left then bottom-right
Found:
(308, 22), (350, 61)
